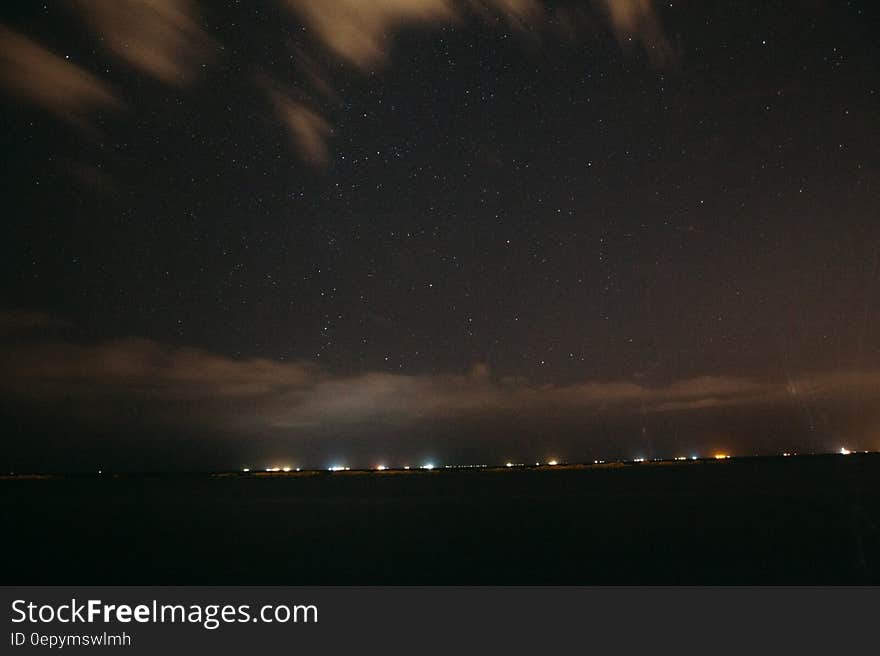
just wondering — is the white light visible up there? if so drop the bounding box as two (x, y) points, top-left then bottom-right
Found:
(376, 465), (387, 471)
(674, 457), (686, 461)
(547, 460), (558, 466)
(282, 467), (291, 472)
(404, 466), (410, 470)
(840, 447), (851, 455)
(295, 468), (301, 472)
(690, 455), (698, 460)
(633, 458), (645, 463)
(506, 462), (513, 467)
(242, 468), (250, 472)
(422, 463), (434, 470)
(535, 462), (540, 466)
(329, 466), (345, 472)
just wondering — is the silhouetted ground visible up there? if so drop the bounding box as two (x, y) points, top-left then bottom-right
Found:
(3, 454), (879, 584)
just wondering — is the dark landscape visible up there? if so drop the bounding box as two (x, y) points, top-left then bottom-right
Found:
(4, 454), (879, 585)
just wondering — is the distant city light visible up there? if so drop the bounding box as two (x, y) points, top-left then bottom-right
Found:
(422, 463), (435, 470)
(265, 467), (281, 472)
(242, 468), (250, 472)
(547, 460), (558, 466)
(674, 456), (687, 461)
(404, 466), (410, 470)
(633, 458), (645, 463)
(328, 465), (345, 472)
(690, 455), (698, 460)
(506, 462), (513, 467)
(282, 466), (291, 472)
(714, 454), (730, 460)
(839, 447), (851, 455)
(376, 465), (387, 471)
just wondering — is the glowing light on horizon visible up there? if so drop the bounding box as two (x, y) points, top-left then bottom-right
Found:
(547, 460), (558, 466)
(422, 463), (434, 470)
(840, 447), (851, 455)
(714, 454), (730, 460)
(376, 465), (387, 471)
(242, 468), (250, 472)
(633, 458), (645, 463)
(674, 457), (687, 461)
(506, 462), (513, 467)
(282, 466), (292, 472)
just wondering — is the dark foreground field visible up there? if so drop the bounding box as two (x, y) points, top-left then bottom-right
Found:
(3, 455), (879, 584)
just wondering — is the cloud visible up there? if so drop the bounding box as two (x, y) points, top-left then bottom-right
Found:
(260, 78), (334, 167)
(0, 25), (120, 126)
(70, 0), (216, 86)
(5, 1), (675, 163)
(600, 0), (675, 66)
(280, 0), (457, 70)
(1, 336), (316, 402)
(281, 1), (670, 71)
(3, 322), (879, 440)
(0, 310), (72, 332)
(269, 0), (674, 165)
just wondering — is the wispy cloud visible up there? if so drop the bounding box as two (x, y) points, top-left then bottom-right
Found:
(70, 0), (216, 86)
(0, 25), (121, 126)
(0, 310), (72, 332)
(260, 77), (334, 167)
(600, 0), (675, 66)
(5, 1), (678, 163)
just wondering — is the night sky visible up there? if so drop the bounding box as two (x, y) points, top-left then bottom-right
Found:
(1, 1), (878, 472)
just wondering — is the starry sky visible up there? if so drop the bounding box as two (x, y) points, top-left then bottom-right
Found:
(1, 0), (878, 471)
